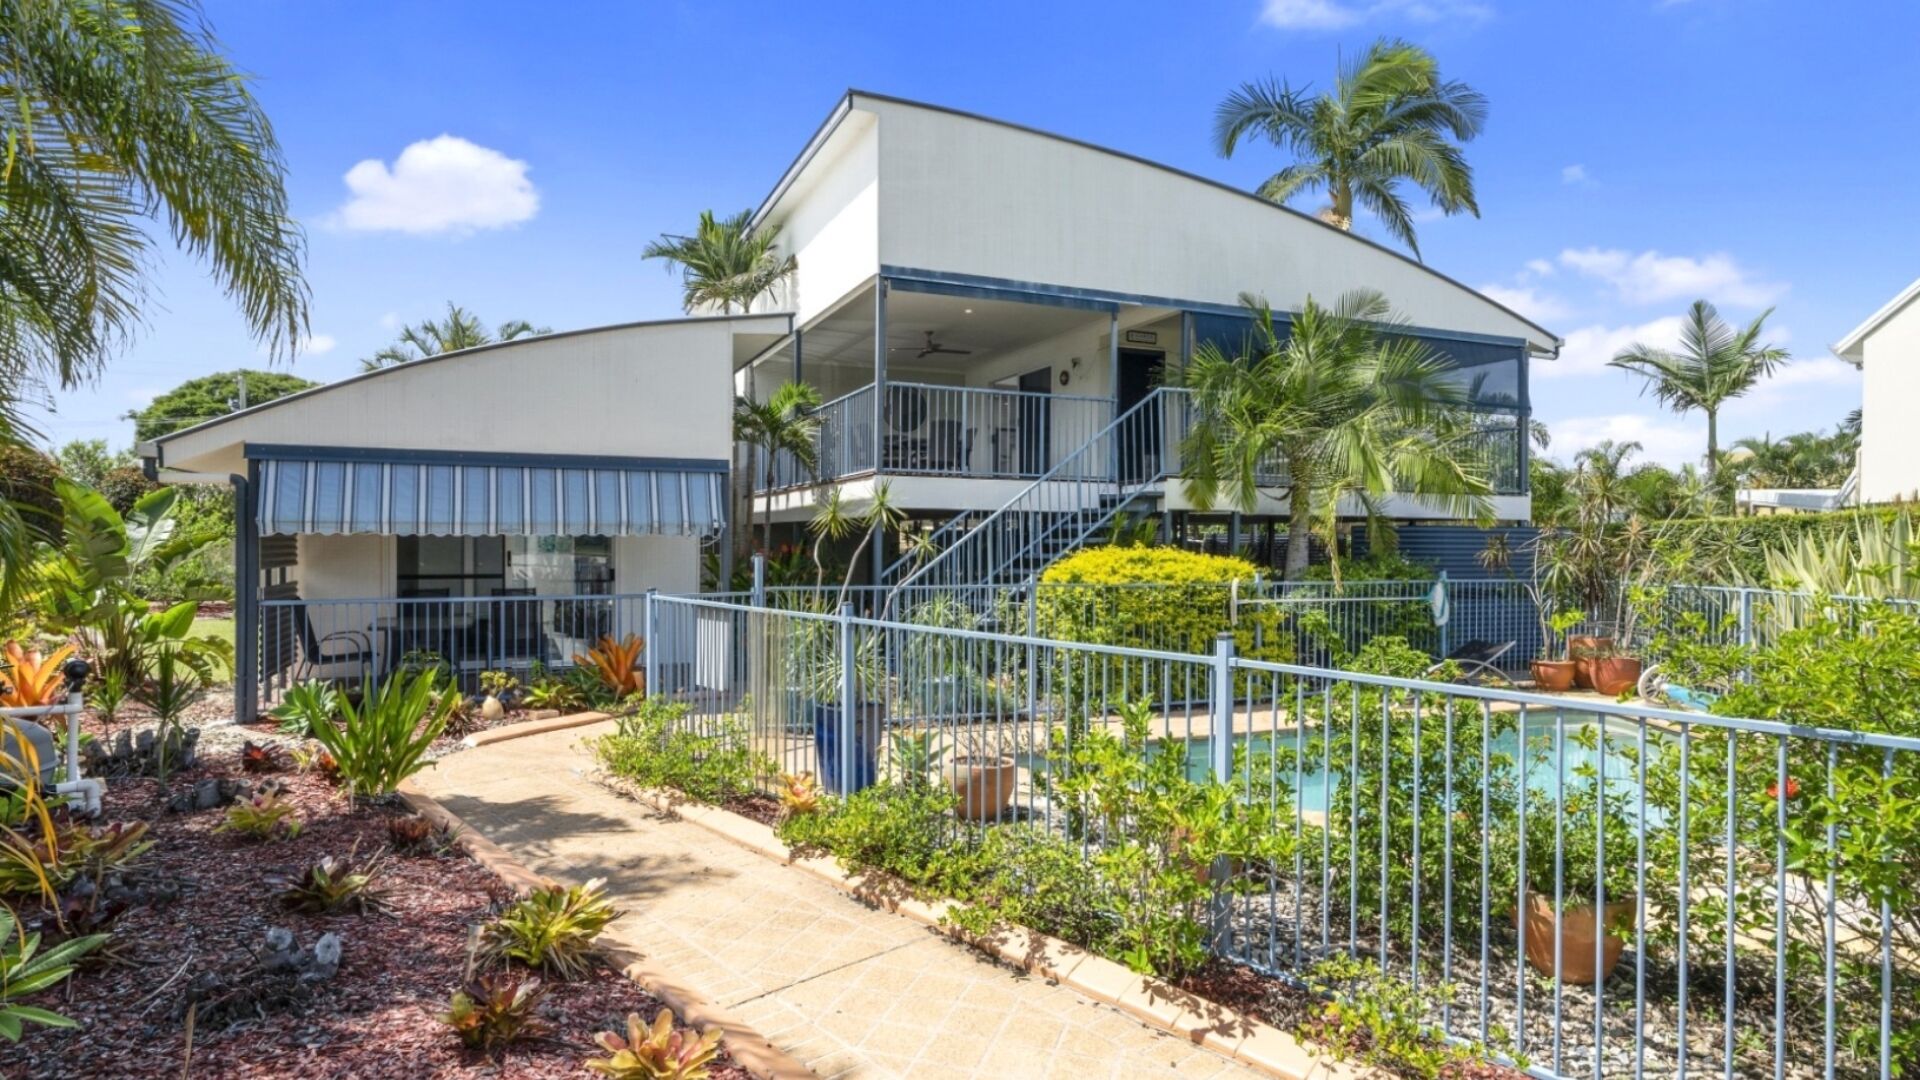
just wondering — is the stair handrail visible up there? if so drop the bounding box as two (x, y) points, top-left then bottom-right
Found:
(894, 388), (1182, 592)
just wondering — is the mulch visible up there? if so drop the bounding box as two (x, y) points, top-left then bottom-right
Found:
(0, 754), (751, 1079)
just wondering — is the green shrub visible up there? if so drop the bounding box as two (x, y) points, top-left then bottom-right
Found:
(1034, 546), (1292, 700)
(777, 780), (965, 890)
(308, 670), (455, 796)
(591, 697), (761, 803)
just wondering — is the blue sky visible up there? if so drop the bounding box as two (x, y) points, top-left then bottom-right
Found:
(31, 0), (1915, 470)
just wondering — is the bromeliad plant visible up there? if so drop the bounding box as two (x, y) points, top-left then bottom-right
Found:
(585, 1009), (725, 1080)
(306, 670), (457, 797)
(575, 634), (646, 700)
(276, 850), (390, 914)
(438, 970), (551, 1052)
(480, 878), (621, 980)
(0, 642), (76, 707)
(217, 789), (303, 841)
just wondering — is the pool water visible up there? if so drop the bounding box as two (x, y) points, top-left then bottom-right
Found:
(1029, 711), (1663, 817)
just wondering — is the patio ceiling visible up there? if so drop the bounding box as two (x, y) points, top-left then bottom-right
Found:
(789, 285), (1113, 380)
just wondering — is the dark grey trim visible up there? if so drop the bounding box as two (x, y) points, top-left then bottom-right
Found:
(883, 265), (1531, 351)
(886, 272), (1118, 314)
(243, 444), (729, 472)
(233, 467), (258, 724)
(763, 89), (1557, 348)
(155, 312), (793, 453)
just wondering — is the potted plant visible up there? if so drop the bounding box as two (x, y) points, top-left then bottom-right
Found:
(1531, 608), (1582, 692)
(477, 669), (520, 724)
(1584, 640), (1644, 697)
(929, 729), (1020, 822)
(787, 619), (886, 795)
(1518, 751), (1640, 983)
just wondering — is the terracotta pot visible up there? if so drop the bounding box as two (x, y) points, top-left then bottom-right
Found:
(1566, 635), (1614, 689)
(1520, 893), (1637, 983)
(1589, 656), (1644, 697)
(946, 754), (1018, 822)
(1530, 659), (1577, 692)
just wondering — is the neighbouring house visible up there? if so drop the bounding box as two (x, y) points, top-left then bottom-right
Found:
(1831, 275), (1919, 505)
(145, 89), (1560, 717)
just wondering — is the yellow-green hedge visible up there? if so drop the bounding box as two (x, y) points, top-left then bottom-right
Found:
(1035, 547), (1293, 685)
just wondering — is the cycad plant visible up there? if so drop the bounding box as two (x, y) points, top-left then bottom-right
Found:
(1214, 38), (1487, 258)
(1170, 292), (1492, 579)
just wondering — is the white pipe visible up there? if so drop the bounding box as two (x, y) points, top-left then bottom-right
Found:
(0, 690), (102, 817)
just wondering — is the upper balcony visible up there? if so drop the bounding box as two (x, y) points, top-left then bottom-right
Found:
(741, 275), (1532, 508)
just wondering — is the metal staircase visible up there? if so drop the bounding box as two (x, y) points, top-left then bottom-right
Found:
(893, 388), (1184, 592)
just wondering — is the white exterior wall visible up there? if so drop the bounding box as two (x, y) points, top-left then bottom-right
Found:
(775, 114), (880, 326)
(159, 318), (759, 477)
(1859, 296), (1920, 503)
(863, 97), (1552, 351)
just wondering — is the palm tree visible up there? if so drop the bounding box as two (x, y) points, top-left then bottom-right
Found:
(1570, 440), (1641, 524)
(644, 210), (796, 314)
(359, 304), (550, 371)
(733, 383), (823, 550)
(1170, 291), (1493, 579)
(1213, 39), (1487, 259)
(0, 0), (308, 605)
(1608, 300), (1790, 487)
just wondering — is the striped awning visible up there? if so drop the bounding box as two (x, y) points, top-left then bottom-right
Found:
(253, 451), (726, 537)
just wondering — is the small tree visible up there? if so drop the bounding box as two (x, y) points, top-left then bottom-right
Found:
(126, 370), (319, 442)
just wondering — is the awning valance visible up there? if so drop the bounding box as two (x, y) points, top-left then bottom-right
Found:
(253, 451), (726, 537)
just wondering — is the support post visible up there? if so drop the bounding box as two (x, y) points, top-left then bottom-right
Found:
(230, 470), (258, 724)
(1208, 632), (1237, 949)
(874, 279), (888, 472)
(1739, 587), (1754, 648)
(751, 553), (767, 608)
(718, 472), (735, 592)
(838, 602), (857, 795)
(644, 589), (660, 697)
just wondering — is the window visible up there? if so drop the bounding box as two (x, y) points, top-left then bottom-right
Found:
(397, 536), (614, 597)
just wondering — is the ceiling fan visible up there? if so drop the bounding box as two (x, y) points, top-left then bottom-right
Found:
(890, 331), (973, 359)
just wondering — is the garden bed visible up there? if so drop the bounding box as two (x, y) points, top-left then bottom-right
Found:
(0, 753), (751, 1079)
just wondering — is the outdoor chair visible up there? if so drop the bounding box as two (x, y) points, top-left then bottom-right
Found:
(268, 599), (379, 686)
(926, 420), (973, 473)
(1424, 639), (1517, 687)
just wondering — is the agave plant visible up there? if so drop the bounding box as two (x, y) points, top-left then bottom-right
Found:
(269, 680), (340, 737)
(0, 906), (108, 1041)
(574, 635), (646, 700)
(585, 1010), (725, 1080)
(0, 642), (76, 708)
(480, 877), (621, 980)
(438, 970), (550, 1051)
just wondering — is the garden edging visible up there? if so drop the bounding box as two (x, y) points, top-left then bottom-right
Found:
(595, 775), (1361, 1080)
(459, 709), (612, 748)
(395, 782), (815, 1080)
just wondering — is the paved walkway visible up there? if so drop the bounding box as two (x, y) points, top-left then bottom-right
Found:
(411, 721), (1260, 1080)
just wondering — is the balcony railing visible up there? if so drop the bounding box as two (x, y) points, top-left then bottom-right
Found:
(754, 383), (1527, 497)
(756, 382), (1113, 492)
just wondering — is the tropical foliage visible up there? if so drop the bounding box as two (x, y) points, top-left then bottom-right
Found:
(0, 906), (107, 1041)
(1608, 299), (1791, 489)
(304, 670), (457, 796)
(1214, 38), (1486, 258)
(643, 209), (796, 314)
(359, 302), (549, 371)
(734, 382), (822, 550)
(1170, 292), (1492, 579)
(0, 0), (307, 609)
(125, 370), (320, 441)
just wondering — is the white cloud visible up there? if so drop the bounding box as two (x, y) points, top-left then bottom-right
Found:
(1479, 284), (1570, 324)
(1561, 164), (1595, 187)
(1524, 258), (1556, 278)
(1737, 356), (1858, 409)
(1540, 315), (1687, 378)
(301, 333), (337, 356)
(1552, 413), (1704, 469)
(1557, 247), (1785, 308)
(334, 135), (539, 235)
(378, 311), (401, 330)
(1258, 0), (1492, 29)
